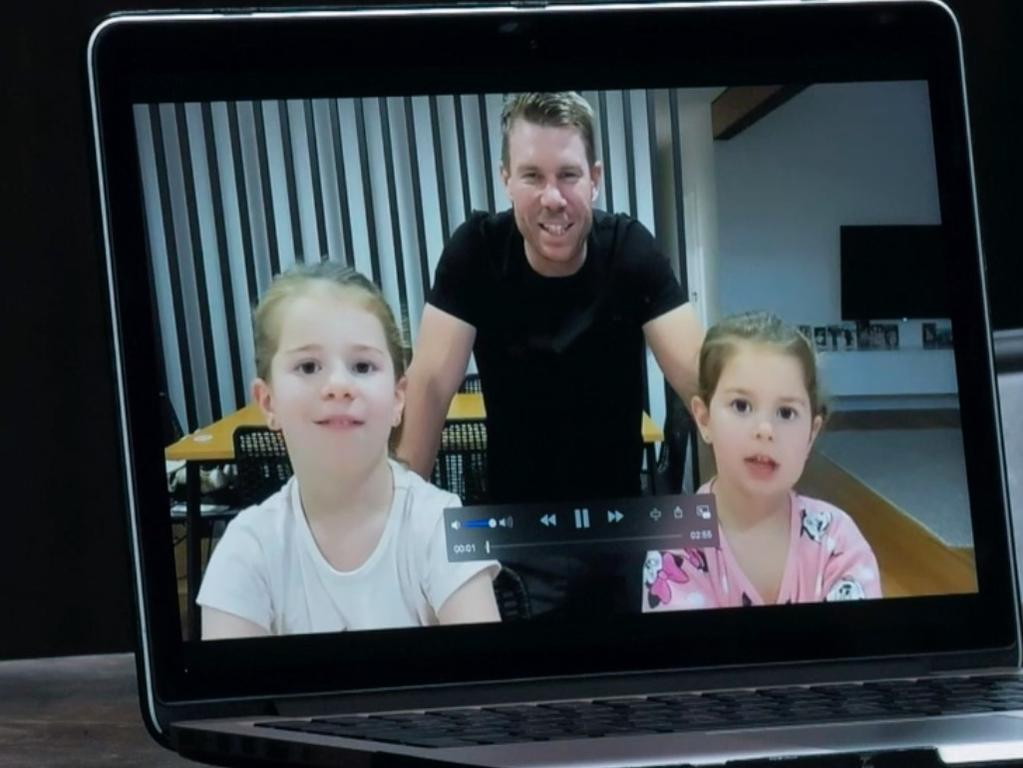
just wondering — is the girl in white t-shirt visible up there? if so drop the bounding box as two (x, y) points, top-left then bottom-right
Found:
(198, 264), (500, 639)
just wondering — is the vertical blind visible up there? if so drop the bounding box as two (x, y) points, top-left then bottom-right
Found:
(135, 90), (690, 434)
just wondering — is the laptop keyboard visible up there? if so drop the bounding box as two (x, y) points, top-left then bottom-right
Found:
(256, 675), (1023, 749)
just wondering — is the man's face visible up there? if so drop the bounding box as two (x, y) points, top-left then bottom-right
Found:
(501, 119), (602, 277)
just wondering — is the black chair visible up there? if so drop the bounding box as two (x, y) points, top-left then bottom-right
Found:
(458, 373), (483, 394)
(493, 566), (531, 621)
(233, 426), (294, 508)
(431, 419), (489, 505)
(653, 389), (700, 494)
(164, 390), (237, 518)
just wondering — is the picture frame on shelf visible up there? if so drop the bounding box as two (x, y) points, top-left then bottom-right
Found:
(869, 323), (886, 350)
(842, 322), (857, 351)
(883, 323), (900, 350)
(814, 326), (829, 351)
(857, 320), (873, 350)
(827, 325), (843, 350)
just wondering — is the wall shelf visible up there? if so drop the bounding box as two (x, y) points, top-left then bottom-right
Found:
(819, 348), (956, 398)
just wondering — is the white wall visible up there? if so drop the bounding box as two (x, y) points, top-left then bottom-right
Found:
(713, 81), (954, 406)
(677, 91), (721, 327)
(715, 81), (940, 321)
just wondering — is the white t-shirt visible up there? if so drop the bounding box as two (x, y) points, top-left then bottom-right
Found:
(196, 460), (499, 635)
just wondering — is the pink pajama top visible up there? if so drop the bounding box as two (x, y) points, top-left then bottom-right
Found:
(643, 482), (882, 611)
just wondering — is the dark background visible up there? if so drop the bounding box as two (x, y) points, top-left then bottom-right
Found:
(3, 1), (1019, 660)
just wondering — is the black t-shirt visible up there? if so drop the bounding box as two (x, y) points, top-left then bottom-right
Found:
(430, 209), (685, 505)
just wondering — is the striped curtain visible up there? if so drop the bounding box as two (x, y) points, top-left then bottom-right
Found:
(134, 90), (690, 434)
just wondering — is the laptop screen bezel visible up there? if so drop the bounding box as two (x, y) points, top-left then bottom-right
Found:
(89, 1), (1018, 707)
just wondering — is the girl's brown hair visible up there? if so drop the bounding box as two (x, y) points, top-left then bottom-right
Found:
(698, 310), (828, 421)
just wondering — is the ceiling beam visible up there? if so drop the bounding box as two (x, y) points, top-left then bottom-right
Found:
(712, 85), (807, 140)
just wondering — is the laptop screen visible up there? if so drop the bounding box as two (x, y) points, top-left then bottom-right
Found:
(91, 3), (1017, 703)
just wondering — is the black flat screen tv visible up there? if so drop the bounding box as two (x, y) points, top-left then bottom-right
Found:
(840, 225), (950, 321)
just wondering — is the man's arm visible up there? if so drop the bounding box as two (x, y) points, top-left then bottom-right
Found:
(643, 302), (705, 406)
(397, 304), (476, 478)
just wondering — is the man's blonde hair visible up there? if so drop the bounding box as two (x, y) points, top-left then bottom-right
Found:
(500, 91), (597, 170)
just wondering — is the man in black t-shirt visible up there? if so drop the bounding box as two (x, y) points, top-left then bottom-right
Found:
(397, 92), (703, 617)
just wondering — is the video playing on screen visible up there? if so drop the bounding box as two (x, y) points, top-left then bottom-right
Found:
(136, 81), (977, 641)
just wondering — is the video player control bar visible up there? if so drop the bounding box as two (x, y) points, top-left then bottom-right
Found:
(443, 494), (718, 562)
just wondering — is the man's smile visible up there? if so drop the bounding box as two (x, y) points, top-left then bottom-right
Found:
(538, 221), (573, 236)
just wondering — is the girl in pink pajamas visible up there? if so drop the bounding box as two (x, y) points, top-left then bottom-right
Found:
(643, 311), (881, 611)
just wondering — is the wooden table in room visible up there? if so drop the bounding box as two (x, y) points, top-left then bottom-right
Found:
(0, 654), (195, 767)
(166, 394), (663, 640)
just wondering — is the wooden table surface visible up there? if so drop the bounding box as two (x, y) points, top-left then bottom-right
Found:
(0, 653), (195, 766)
(166, 394), (663, 462)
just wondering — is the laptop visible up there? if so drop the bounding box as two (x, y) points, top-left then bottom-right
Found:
(88, 1), (1023, 765)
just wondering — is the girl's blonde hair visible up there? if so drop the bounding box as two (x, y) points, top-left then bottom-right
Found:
(252, 262), (409, 447)
(698, 311), (828, 421)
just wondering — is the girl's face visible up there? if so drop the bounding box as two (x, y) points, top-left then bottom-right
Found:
(252, 292), (405, 473)
(693, 341), (822, 498)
